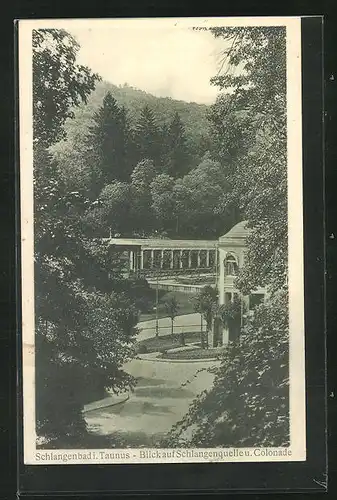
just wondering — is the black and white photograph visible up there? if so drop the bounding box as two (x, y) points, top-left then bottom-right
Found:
(19, 17), (305, 464)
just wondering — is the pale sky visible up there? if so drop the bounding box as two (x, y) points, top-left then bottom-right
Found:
(69, 25), (228, 104)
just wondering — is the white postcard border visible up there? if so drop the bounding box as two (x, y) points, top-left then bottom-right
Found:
(19, 16), (305, 465)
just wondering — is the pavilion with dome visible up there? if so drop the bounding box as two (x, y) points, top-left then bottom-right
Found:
(216, 221), (266, 345)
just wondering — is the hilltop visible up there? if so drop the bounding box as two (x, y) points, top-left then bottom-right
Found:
(62, 81), (212, 155)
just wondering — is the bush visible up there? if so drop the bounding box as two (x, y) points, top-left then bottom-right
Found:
(137, 344), (148, 354)
(115, 277), (153, 313)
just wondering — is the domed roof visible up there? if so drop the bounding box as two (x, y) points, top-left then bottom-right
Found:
(219, 221), (250, 242)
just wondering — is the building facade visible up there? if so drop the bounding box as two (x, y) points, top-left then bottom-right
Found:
(217, 221), (266, 344)
(107, 237), (217, 277)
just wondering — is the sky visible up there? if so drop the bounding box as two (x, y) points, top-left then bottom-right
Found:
(69, 25), (228, 104)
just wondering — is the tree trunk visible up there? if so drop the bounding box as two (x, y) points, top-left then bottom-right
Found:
(171, 319), (174, 336)
(200, 315), (204, 349)
(213, 319), (218, 348)
(206, 317), (213, 349)
(180, 331), (185, 346)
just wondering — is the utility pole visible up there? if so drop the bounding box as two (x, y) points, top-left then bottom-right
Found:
(155, 267), (159, 337)
(240, 295), (244, 328)
(214, 243), (218, 349)
(214, 244), (218, 288)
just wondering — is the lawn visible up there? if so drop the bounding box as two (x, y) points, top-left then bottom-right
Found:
(136, 331), (225, 360)
(136, 331), (203, 354)
(160, 347), (225, 360)
(139, 290), (197, 323)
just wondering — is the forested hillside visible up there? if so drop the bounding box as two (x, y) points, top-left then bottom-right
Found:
(57, 80), (211, 164)
(50, 80), (238, 239)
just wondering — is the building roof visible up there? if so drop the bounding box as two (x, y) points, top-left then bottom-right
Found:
(105, 237), (217, 249)
(218, 221), (250, 243)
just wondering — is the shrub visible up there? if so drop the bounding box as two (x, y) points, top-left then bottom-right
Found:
(137, 344), (148, 354)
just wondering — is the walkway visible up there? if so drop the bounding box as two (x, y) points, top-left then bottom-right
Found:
(85, 356), (218, 447)
(84, 313), (216, 446)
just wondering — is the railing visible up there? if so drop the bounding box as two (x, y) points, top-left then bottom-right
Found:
(138, 267), (216, 276)
(140, 323), (203, 333)
(147, 283), (214, 293)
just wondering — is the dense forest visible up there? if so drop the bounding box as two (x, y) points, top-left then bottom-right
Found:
(50, 80), (238, 239)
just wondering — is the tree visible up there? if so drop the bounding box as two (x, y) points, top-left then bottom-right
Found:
(173, 157), (233, 238)
(208, 94), (254, 169)
(159, 122), (171, 168)
(87, 92), (131, 187)
(134, 105), (161, 165)
(193, 286), (218, 348)
(164, 296), (179, 338)
(98, 181), (132, 235)
(163, 112), (190, 177)
(50, 133), (103, 198)
(130, 159), (157, 234)
(33, 29), (99, 148)
(33, 29), (138, 444)
(165, 290), (289, 448)
(206, 95), (253, 226)
(149, 158), (233, 239)
(219, 296), (243, 343)
(206, 26), (287, 295)
(150, 174), (176, 235)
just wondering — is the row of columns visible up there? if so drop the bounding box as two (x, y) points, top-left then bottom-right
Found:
(129, 248), (216, 272)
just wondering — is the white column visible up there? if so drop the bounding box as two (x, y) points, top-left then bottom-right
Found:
(197, 250), (201, 268)
(215, 248), (218, 285)
(129, 250), (133, 271)
(206, 250), (210, 267)
(140, 249), (144, 270)
(170, 250), (174, 269)
(160, 250), (164, 269)
(222, 325), (229, 345)
(218, 248), (224, 303)
(188, 251), (192, 269)
(180, 250), (183, 269)
(151, 249), (154, 269)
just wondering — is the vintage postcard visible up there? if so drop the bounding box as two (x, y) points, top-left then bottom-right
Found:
(19, 16), (305, 465)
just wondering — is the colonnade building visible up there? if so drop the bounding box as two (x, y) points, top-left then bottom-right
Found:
(216, 221), (266, 344)
(217, 221), (265, 307)
(108, 221), (266, 344)
(107, 237), (218, 276)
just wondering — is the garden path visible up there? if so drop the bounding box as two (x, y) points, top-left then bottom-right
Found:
(85, 315), (218, 446)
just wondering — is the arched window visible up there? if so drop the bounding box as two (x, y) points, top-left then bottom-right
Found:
(225, 254), (238, 276)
